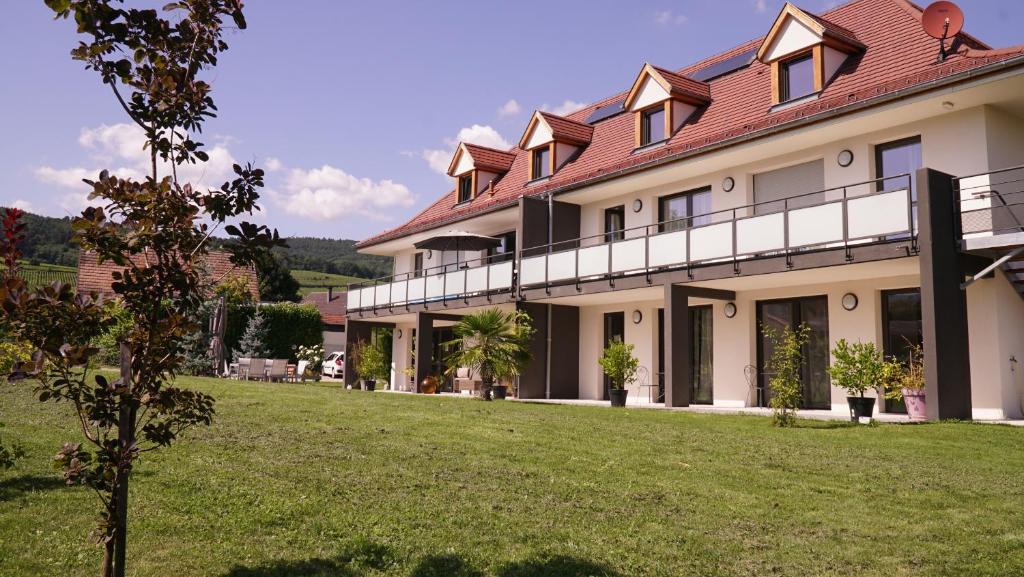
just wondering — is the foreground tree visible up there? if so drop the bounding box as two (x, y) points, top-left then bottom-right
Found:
(444, 309), (534, 401)
(0, 2), (280, 576)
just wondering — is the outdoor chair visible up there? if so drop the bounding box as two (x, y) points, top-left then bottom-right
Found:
(247, 358), (267, 381)
(267, 359), (288, 382)
(236, 358), (251, 380)
(453, 367), (481, 395)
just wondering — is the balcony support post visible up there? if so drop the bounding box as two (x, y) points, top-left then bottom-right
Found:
(663, 283), (692, 408)
(917, 167), (972, 420)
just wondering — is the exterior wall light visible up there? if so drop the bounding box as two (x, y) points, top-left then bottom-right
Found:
(632, 310), (643, 324)
(841, 292), (859, 311)
(632, 199), (643, 213)
(722, 176), (735, 192)
(837, 149), (854, 167)
(724, 302), (737, 318)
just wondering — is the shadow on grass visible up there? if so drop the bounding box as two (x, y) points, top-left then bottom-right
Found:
(409, 554), (483, 577)
(497, 555), (621, 577)
(792, 419), (859, 430)
(221, 538), (394, 577)
(0, 474), (65, 502)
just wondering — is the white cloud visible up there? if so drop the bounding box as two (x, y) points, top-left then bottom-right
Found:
(754, 0), (767, 13)
(420, 124), (513, 176)
(654, 10), (688, 25)
(541, 100), (587, 117)
(11, 200), (33, 212)
(264, 157), (283, 172)
(497, 99), (521, 117)
(270, 165), (414, 221)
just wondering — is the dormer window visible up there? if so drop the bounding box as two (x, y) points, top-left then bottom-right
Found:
(640, 105), (666, 146)
(779, 53), (815, 102)
(531, 146), (551, 180)
(457, 174), (474, 203)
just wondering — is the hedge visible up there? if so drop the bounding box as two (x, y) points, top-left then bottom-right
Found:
(225, 302), (322, 361)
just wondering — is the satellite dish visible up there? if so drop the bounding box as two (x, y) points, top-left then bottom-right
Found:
(922, 1), (964, 61)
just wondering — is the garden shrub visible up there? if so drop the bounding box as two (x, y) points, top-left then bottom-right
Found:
(0, 340), (33, 376)
(259, 302), (322, 360)
(94, 301), (134, 367)
(762, 322), (811, 427)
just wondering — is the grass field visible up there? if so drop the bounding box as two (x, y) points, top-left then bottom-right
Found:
(2, 377), (1023, 577)
(291, 269), (366, 296)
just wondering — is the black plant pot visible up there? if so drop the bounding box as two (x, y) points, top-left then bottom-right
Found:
(609, 388), (629, 407)
(363, 379), (376, 392)
(847, 396), (875, 422)
(492, 385), (508, 400)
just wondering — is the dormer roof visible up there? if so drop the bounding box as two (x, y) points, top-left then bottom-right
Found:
(624, 64), (712, 111)
(446, 142), (517, 177)
(518, 110), (594, 150)
(756, 2), (865, 63)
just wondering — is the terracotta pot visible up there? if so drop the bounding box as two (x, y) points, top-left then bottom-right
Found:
(420, 376), (438, 395)
(902, 388), (927, 420)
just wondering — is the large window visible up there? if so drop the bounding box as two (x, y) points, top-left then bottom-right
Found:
(756, 296), (831, 410)
(412, 252), (424, 278)
(531, 146), (551, 180)
(875, 136), (922, 194)
(604, 205), (626, 243)
(457, 174), (473, 203)
(779, 53), (815, 102)
(640, 105), (666, 146)
(487, 231), (517, 263)
(882, 288), (922, 414)
(658, 186), (712, 232)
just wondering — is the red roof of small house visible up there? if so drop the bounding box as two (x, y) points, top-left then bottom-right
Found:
(460, 143), (516, 174)
(357, 0), (1023, 249)
(536, 111), (595, 146)
(76, 249), (260, 300)
(301, 290), (347, 326)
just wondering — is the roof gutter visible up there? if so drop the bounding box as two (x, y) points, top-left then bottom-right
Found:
(358, 54), (1024, 249)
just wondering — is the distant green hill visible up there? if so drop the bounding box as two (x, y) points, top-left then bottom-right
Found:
(0, 208), (77, 267)
(291, 269), (366, 296)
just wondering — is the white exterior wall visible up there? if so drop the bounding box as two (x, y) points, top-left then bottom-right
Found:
(762, 16), (820, 62)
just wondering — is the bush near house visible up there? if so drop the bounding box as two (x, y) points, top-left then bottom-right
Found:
(224, 302), (322, 361)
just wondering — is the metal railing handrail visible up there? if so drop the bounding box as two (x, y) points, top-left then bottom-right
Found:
(953, 163), (1024, 183)
(346, 251), (514, 292)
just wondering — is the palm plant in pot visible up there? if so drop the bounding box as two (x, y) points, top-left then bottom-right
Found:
(599, 338), (639, 407)
(444, 308), (534, 401)
(886, 343), (927, 420)
(828, 339), (899, 423)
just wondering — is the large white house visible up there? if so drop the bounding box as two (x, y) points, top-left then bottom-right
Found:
(345, 0), (1024, 420)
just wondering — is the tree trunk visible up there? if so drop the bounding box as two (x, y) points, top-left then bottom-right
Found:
(482, 377), (493, 401)
(101, 541), (114, 577)
(112, 344), (136, 577)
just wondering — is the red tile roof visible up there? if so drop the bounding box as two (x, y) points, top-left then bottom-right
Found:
(76, 249), (259, 300)
(301, 290), (347, 326)
(805, 11), (865, 50)
(358, 0), (1024, 249)
(649, 65), (713, 104)
(461, 143), (516, 174)
(537, 111), (595, 146)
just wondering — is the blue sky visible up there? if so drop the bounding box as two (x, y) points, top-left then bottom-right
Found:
(2, 0), (1021, 240)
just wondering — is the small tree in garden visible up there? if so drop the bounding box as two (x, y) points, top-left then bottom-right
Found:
(233, 310), (270, 360)
(0, 3), (280, 577)
(762, 323), (811, 427)
(598, 338), (640, 391)
(828, 339), (898, 399)
(444, 309), (534, 401)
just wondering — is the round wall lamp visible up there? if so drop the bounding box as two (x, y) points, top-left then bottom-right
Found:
(722, 176), (735, 192)
(396, 329), (403, 339)
(724, 302), (737, 318)
(632, 310), (643, 324)
(632, 199), (643, 213)
(837, 149), (854, 167)
(841, 292), (859, 311)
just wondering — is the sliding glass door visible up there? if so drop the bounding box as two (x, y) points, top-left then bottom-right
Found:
(756, 296), (830, 409)
(657, 306), (713, 404)
(603, 312), (625, 400)
(881, 289), (922, 413)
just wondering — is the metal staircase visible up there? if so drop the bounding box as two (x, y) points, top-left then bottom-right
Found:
(955, 165), (1024, 299)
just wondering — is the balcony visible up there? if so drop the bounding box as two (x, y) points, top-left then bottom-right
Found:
(519, 175), (915, 289)
(347, 254), (515, 311)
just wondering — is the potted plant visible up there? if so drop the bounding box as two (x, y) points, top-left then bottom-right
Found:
(353, 338), (389, 391)
(887, 343), (927, 420)
(828, 339), (898, 423)
(444, 308), (534, 401)
(598, 338), (639, 407)
(296, 344), (323, 382)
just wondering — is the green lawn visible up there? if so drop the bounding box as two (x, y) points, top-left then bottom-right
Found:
(2, 377), (1023, 577)
(291, 269), (366, 297)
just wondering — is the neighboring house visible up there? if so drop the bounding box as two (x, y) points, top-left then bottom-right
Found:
(345, 0), (1024, 420)
(76, 249), (260, 300)
(302, 288), (347, 354)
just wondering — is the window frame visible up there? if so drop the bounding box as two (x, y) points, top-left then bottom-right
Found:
(658, 186), (712, 233)
(778, 51), (815, 103)
(640, 104), (667, 147)
(874, 135), (922, 193)
(487, 231), (517, 263)
(530, 145), (552, 180)
(603, 205), (626, 243)
(412, 252), (424, 278)
(457, 173), (474, 204)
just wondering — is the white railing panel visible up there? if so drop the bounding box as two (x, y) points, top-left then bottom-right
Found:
(689, 222), (733, 261)
(465, 267), (488, 293)
(578, 245), (609, 277)
(788, 202), (844, 247)
(390, 280), (408, 304)
(444, 270), (465, 297)
(847, 189), (910, 239)
(407, 277), (426, 302)
(359, 287), (376, 308)
(648, 230), (687, 268)
(736, 213), (785, 255)
(347, 290), (361, 309)
(611, 238), (646, 273)
(489, 261), (513, 290)
(548, 250), (577, 281)
(520, 255), (546, 285)
(425, 274), (444, 299)
(375, 283), (392, 305)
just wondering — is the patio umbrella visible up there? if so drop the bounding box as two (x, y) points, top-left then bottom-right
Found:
(208, 296), (227, 376)
(413, 230), (502, 252)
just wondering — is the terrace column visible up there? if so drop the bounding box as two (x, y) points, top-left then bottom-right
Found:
(663, 283), (692, 407)
(343, 320), (373, 388)
(415, 313), (433, 394)
(917, 167), (972, 420)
